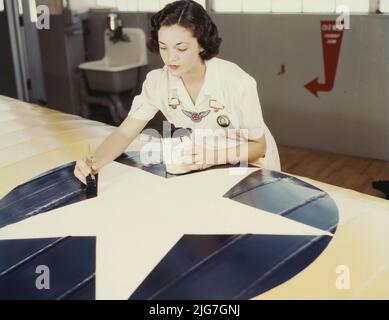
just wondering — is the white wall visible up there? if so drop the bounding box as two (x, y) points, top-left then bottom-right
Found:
(210, 13), (389, 161)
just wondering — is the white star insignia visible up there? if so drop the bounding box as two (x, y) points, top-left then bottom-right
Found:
(0, 162), (332, 299)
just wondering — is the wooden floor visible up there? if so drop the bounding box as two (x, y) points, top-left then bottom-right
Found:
(279, 145), (389, 199)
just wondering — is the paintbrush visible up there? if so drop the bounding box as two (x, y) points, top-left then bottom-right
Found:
(85, 144), (98, 198)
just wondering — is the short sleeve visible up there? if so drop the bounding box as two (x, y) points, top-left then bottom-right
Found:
(127, 70), (161, 121)
(237, 76), (265, 141)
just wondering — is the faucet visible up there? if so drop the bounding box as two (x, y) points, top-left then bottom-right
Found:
(107, 13), (130, 43)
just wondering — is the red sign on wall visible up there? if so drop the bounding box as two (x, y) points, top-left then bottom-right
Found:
(305, 21), (344, 98)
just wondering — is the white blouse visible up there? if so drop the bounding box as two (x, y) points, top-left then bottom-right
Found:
(128, 57), (280, 171)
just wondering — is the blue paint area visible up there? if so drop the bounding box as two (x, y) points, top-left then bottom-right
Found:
(225, 169), (338, 231)
(130, 235), (237, 299)
(0, 162), (93, 229)
(0, 237), (96, 300)
(130, 234), (332, 300)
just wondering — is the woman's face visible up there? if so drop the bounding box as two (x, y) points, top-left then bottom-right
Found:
(158, 24), (204, 77)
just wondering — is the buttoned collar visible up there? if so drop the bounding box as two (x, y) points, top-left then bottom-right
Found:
(166, 58), (225, 109)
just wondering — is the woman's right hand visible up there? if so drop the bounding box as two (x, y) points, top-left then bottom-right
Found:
(74, 157), (98, 185)
(72, 117), (149, 184)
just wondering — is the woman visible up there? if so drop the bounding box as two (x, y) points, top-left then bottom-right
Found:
(74, 0), (280, 184)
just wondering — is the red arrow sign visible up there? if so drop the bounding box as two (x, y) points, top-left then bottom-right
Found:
(305, 21), (344, 98)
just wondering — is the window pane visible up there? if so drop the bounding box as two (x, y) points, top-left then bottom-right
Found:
(29, 0), (37, 22)
(138, 0), (159, 12)
(96, 0), (117, 8)
(194, 0), (206, 8)
(213, 0), (242, 12)
(0, 0), (4, 12)
(380, 0), (389, 12)
(272, 0), (302, 13)
(160, 0), (173, 8)
(18, 0), (23, 14)
(160, 0), (205, 9)
(303, 0), (336, 12)
(72, 0), (99, 13)
(243, 0), (271, 12)
(335, 0), (369, 12)
(117, 0), (138, 11)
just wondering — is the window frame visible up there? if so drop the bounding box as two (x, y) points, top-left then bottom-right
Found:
(210, 0), (382, 14)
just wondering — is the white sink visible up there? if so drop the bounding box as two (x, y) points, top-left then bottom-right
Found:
(79, 28), (148, 93)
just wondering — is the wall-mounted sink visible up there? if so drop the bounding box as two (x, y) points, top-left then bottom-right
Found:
(79, 28), (148, 93)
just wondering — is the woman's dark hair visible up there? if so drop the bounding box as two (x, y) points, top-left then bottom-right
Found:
(147, 0), (222, 60)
